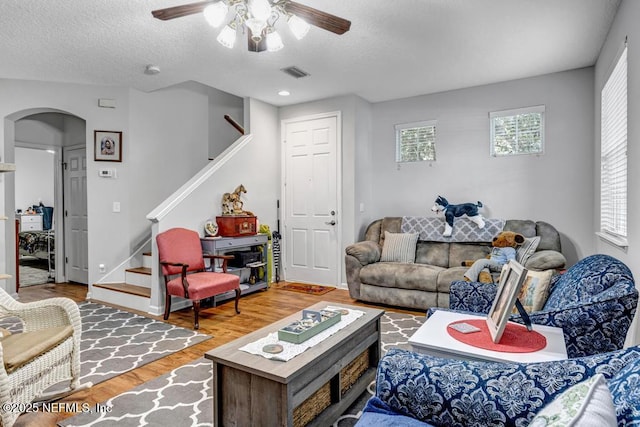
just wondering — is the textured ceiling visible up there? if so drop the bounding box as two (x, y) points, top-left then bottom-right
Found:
(0, 0), (621, 106)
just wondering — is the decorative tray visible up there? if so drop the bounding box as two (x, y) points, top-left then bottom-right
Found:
(277, 309), (342, 344)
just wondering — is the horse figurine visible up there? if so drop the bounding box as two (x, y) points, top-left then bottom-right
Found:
(222, 184), (248, 215)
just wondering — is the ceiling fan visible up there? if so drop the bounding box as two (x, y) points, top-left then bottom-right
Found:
(152, 0), (351, 52)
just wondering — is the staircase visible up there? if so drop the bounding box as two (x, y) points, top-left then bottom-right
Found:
(92, 252), (153, 312)
(91, 133), (255, 316)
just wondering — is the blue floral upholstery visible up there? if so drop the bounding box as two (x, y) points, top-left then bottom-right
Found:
(430, 254), (638, 358)
(356, 346), (640, 427)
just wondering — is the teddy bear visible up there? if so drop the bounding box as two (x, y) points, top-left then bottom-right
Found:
(463, 231), (525, 283)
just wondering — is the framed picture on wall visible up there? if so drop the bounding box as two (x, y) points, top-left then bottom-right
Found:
(94, 130), (122, 162)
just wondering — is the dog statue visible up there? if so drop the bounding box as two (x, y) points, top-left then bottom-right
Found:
(431, 195), (485, 237)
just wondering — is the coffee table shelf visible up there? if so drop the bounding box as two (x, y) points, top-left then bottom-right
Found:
(205, 301), (384, 427)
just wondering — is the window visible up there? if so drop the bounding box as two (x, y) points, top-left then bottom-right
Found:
(395, 120), (436, 162)
(490, 106), (545, 156)
(600, 45), (627, 242)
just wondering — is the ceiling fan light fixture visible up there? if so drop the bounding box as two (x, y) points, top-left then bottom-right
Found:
(266, 30), (284, 52)
(217, 24), (237, 48)
(287, 14), (310, 40)
(152, 0), (351, 53)
(203, 1), (228, 27)
(248, 0), (272, 22)
(245, 18), (267, 42)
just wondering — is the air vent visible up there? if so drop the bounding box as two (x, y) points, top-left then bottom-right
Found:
(281, 66), (310, 79)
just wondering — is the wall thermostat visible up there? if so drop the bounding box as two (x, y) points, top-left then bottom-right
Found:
(99, 168), (116, 178)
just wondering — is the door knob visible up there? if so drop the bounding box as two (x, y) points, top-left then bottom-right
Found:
(325, 220), (336, 226)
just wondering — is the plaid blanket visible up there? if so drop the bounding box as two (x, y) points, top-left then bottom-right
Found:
(401, 216), (505, 242)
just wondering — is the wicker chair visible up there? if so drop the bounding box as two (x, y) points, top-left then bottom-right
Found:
(0, 287), (90, 427)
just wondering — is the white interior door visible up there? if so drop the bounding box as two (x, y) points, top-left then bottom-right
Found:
(283, 113), (340, 285)
(63, 146), (88, 284)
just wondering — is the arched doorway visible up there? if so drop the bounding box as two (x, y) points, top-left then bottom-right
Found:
(4, 108), (88, 292)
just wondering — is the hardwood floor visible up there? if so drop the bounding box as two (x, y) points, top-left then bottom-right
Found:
(13, 282), (423, 426)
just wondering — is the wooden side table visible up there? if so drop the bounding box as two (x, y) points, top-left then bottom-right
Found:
(409, 310), (567, 363)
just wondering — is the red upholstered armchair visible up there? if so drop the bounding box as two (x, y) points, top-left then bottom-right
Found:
(156, 227), (241, 329)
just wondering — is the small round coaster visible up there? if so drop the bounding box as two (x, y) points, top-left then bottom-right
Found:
(262, 344), (284, 354)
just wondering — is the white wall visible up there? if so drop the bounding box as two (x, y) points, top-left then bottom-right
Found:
(127, 86), (210, 250)
(15, 147), (55, 210)
(594, 0), (640, 345)
(0, 79), (129, 289)
(370, 68), (596, 266)
(151, 98), (279, 233)
(146, 98), (280, 312)
(163, 81), (244, 160)
(207, 85), (244, 160)
(0, 79), (215, 292)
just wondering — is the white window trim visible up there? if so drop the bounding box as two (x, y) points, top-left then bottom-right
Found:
(395, 120), (437, 163)
(598, 41), (628, 248)
(489, 105), (545, 157)
(596, 231), (628, 249)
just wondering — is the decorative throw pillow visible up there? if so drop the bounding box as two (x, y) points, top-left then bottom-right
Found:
(515, 269), (554, 313)
(529, 374), (616, 427)
(516, 236), (541, 266)
(380, 232), (419, 263)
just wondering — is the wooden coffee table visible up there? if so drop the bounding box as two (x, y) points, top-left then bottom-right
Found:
(205, 301), (384, 427)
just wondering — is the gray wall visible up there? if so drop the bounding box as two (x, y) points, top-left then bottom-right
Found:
(370, 68), (596, 266)
(279, 70), (595, 280)
(594, 0), (640, 344)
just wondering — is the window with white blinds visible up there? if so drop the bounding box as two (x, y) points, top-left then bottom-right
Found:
(395, 120), (436, 162)
(490, 106), (545, 156)
(600, 45), (627, 240)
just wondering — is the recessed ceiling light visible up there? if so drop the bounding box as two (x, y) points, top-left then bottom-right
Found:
(278, 90), (290, 96)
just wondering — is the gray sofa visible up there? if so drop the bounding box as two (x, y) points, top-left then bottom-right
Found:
(345, 217), (566, 310)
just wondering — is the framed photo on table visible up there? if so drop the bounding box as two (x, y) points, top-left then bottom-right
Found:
(486, 260), (528, 343)
(94, 130), (122, 162)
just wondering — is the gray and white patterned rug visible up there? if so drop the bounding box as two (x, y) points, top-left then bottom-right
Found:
(60, 311), (425, 427)
(0, 301), (210, 387)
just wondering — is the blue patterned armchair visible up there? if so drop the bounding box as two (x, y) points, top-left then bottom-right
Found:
(430, 254), (638, 358)
(356, 346), (640, 426)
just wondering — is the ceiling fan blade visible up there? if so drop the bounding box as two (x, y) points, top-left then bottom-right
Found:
(152, 1), (215, 20)
(284, 1), (351, 35)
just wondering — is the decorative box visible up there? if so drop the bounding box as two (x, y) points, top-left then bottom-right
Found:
(278, 309), (341, 344)
(216, 215), (257, 237)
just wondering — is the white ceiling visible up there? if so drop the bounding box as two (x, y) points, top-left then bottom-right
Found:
(0, 0), (620, 107)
